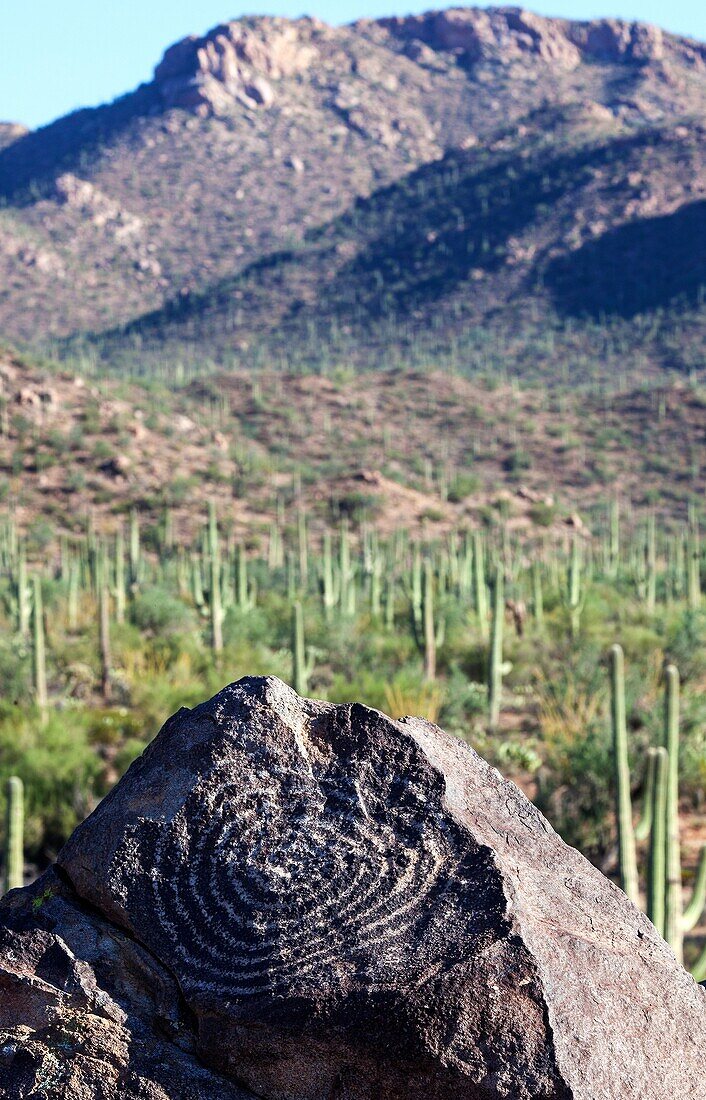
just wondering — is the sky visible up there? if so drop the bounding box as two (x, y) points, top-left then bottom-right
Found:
(3, 0), (706, 130)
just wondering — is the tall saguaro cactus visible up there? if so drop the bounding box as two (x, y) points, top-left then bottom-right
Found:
(33, 575), (47, 718)
(687, 509), (701, 611)
(129, 508), (141, 591)
(208, 503), (223, 657)
(566, 536), (583, 640)
(609, 644), (639, 905)
(291, 601), (314, 696)
(488, 569), (505, 729)
(648, 746), (668, 937)
(609, 650), (706, 970)
(473, 530), (489, 641)
(421, 559), (444, 681)
(98, 546), (112, 703)
(663, 664), (683, 963)
(17, 544), (30, 639)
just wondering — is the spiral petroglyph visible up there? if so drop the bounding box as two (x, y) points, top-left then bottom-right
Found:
(97, 697), (508, 1009)
(53, 676), (706, 1100)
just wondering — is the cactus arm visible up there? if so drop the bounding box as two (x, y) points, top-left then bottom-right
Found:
(682, 844), (706, 933)
(634, 749), (657, 843)
(3, 776), (24, 894)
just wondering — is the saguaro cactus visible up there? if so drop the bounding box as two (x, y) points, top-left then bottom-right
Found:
(687, 510), (701, 611)
(235, 543), (256, 612)
(17, 544), (30, 639)
(410, 559), (445, 681)
(114, 524), (126, 624)
(648, 746), (668, 937)
(663, 663), (683, 963)
(608, 498), (620, 578)
(129, 508), (141, 590)
(3, 776), (24, 894)
(566, 536), (584, 639)
(291, 601), (314, 696)
(320, 531), (338, 620)
(532, 558), (544, 629)
(473, 530), (489, 641)
(33, 575), (47, 717)
(645, 512), (657, 613)
(488, 569), (506, 729)
(609, 644), (639, 905)
(208, 503), (223, 657)
(98, 547), (112, 703)
(422, 559), (442, 680)
(608, 650), (706, 968)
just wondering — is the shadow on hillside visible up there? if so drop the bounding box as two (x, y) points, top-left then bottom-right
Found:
(0, 86), (159, 203)
(544, 200), (706, 319)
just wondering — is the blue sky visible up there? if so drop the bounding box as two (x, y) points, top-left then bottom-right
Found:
(4, 1), (706, 130)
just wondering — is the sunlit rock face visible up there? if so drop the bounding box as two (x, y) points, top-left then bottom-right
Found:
(153, 18), (319, 115)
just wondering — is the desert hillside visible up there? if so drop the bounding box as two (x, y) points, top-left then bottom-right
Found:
(1, 9), (706, 376)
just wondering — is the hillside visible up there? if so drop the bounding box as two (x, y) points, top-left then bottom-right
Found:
(2, 346), (705, 543)
(2, 9), (706, 376)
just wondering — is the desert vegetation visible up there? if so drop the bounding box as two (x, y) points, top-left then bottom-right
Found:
(3, 489), (706, 969)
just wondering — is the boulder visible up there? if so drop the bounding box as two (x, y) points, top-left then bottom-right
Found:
(2, 676), (706, 1098)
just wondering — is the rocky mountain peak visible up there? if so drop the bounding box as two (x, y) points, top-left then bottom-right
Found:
(373, 6), (701, 69)
(153, 16), (321, 115)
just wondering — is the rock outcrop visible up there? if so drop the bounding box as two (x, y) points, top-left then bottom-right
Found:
(377, 7), (701, 68)
(154, 18), (319, 115)
(0, 124), (28, 153)
(2, 676), (706, 1098)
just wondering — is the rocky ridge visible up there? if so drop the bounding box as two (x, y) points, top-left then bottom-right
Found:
(1, 7), (706, 364)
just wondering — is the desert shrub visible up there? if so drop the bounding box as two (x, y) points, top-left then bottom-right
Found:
(130, 586), (198, 636)
(529, 501), (556, 527)
(447, 473), (480, 502)
(0, 712), (104, 862)
(503, 449), (532, 474)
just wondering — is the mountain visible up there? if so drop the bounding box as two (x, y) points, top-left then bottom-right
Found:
(2, 8), (706, 377)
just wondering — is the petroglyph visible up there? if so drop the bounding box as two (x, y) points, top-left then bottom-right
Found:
(68, 682), (510, 1014)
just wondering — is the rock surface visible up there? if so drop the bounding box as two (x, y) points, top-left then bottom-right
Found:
(154, 18), (319, 114)
(2, 675), (706, 1098)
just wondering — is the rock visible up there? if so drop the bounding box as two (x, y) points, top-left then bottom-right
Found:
(566, 19), (665, 63)
(379, 9), (671, 70)
(99, 454), (131, 478)
(379, 8), (581, 69)
(245, 77), (275, 108)
(0, 123), (28, 152)
(564, 511), (586, 531)
(154, 17), (317, 115)
(3, 676), (706, 1098)
(14, 387), (41, 407)
(0, 872), (256, 1099)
